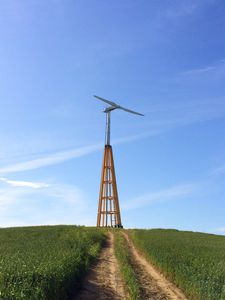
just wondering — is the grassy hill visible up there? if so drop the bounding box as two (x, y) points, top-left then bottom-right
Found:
(0, 226), (225, 299)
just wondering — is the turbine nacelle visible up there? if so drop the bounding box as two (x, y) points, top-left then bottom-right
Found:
(103, 106), (118, 113)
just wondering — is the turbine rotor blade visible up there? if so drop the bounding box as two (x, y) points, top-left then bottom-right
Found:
(94, 95), (144, 116)
(94, 95), (118, 107)
(119, 106), (144, 116)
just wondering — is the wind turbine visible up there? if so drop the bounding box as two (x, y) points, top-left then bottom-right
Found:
(94, 95), (144, 228)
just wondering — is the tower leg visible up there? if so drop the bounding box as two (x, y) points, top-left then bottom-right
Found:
(97, 145), (123, 228)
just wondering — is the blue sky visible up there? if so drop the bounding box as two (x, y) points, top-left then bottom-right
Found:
(0, 0), (225, 234)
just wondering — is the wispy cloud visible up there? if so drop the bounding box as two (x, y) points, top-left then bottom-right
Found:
(1, 97), (225, 176)
(0, 177), (49, 189)
(163, 2), (199, 19)
(144, 97), (225, 132)
(0, 143), (102, 175)
(0, 132), (159, 175)
(0, 181), (94, 227)
(158, 0), (215, 22)
(211, 164), (225, 176)
(181, 59), (225, 76)
(183, 66), (216, 75)
(215, 227), (225, 234)
(122, 184), (194, 211)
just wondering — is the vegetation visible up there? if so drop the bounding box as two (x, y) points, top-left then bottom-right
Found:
(129, 229), (225, 300)
(114, 231), (140, 300)
(2, 226), (225, 300)
(0, 225), (105, 300)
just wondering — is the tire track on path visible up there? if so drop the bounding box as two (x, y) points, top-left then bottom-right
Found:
(123, 232), (187, 300)
(74, 232), (127, 300)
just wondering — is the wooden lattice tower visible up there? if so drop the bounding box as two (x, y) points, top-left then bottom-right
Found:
(94, 95), (144, 228)
(97, 144), (122, 227)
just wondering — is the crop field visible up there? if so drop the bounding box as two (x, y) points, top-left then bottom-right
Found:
(129, 229), (225, 300)
(1, 226), (225, 300)
(0, 225), (105, 300)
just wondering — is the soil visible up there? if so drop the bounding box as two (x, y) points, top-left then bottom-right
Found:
(73, 232), (127, 300)
(123, 232), (187, 300)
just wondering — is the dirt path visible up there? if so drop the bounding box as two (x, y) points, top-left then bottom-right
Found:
(123, 232), (187, 300)
(74, 232), (127, 300)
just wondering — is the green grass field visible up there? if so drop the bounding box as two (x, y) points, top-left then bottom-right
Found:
(0, 225), (105, 300)
(1, 226), (225, 300)
(129, 229), (225, 300)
